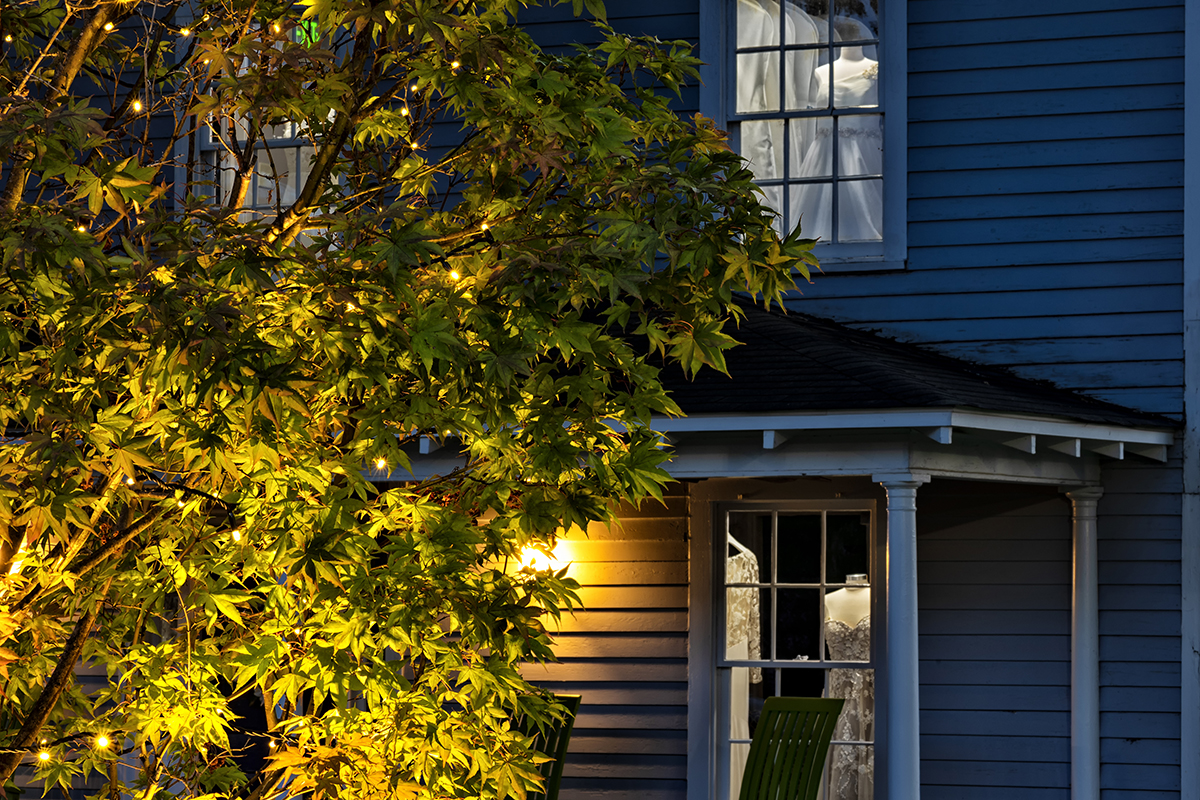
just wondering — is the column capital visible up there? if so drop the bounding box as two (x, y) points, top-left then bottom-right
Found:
(1063, 485), (1104, 512)
(873, 471), (932, 489)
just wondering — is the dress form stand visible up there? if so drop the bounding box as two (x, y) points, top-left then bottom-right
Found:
(826, 573), (871, 625)
(824, 574), (874, 800)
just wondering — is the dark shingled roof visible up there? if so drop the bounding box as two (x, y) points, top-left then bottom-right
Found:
(659, 300), (1177, 429)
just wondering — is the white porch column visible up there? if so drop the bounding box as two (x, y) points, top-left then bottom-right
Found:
(877, 474), (929, 800)
(1065, 486), (1103, 800)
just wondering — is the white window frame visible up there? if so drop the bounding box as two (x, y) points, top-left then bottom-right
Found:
(199, 118), (316, 219)
(698, 0), (906, 272)
(694, 498), (885, 800)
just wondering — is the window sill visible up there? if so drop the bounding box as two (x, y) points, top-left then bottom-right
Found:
(808, 258), (906, 274)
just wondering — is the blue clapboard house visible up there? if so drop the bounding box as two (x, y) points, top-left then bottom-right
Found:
(473, 1), (1197, 799)
(111, 0), (1195, 797)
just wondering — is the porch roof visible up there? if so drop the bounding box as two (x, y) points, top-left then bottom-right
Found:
(662, 299), (1174, 429)
(652, 300), (1176, 465)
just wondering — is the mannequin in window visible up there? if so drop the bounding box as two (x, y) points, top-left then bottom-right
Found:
(726, 534), (761, 798)
(790, 17), (882, 242)
(736, 0), (787, 185)
(825, 573), (874, 800)
(737, 0), (822, 217)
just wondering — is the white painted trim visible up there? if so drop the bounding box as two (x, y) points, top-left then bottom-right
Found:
(876, 475), (928, 800)
(1183, 1), (1200, 797)
(686, 485), (715, 800)
(651, 407), (1175, 445)
(880, 0), (907, 267)
(1064, 487), (1103, 800)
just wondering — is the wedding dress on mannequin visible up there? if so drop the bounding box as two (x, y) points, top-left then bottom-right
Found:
(726, 545), (762, 798)
(790, 46), (882, 241)
(736, 0), (788, 186)
(824, 576), (874, 800)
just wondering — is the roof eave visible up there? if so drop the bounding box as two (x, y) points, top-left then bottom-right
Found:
(651, 406), (1176, 462)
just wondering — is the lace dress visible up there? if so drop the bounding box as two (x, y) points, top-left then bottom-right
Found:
(825, 616), (873, 800)
(726, 550), (762, 797)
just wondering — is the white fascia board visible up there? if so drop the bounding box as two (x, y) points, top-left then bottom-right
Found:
(650, 407), (1175, 446)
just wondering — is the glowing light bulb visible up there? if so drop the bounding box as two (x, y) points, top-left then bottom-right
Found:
(409, 83), (417, 91)
(95, 735), (110, 749)
(374, 458), (387, 470)
(272, 23), (281, 32)
(180, 27), (191, 36)
(268, 740), (276, 749)
(231, 529), (242, 542)
(125, 476), (135, 485)
(520, 545), (565, 572)
(177, 500), (185, 508)
(451, 61), (459, 69)
(39, 739), (46, 745)
(3, 35), (12, 43)
(77, 225), (88, 233)
(480, 222), (488, 231)
(37, 751), (50, 762)
(400, 107), (409, 116)
(449, 270), (460, 281)
(104, 22), (114, 31)
(132, 99), (143, 112)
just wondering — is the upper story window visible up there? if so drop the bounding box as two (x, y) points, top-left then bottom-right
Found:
(202, 118), (315, 220)
(728, 0), (903, 269)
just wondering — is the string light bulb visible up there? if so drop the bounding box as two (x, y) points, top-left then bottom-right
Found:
(77, 225), (88, 233)
(125, 476), (135, 485)
(180, 27), (191, 36)
(480, 222), (489, 231)
(451, 61), (459, 69)
(231, 529), (242, 542)
(272, 23), (281, 33)
(95, 735), (110, 749)
(400, 107), (409, 116)
(132, 99), (143, 112)
(177, 500), (185, 508)
(37, 751), (51, 762)
(4, 35), (12, 43)
(409, 83), (417, 91)
(449, 270), (460, 281)
(374, 458), (387, 470)
(104, 22), (114, 31)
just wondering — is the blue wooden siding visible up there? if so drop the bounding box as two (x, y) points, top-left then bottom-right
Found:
(1097, 457), (1183, 798)
(917, 480), (1072, 799)
(528, 489), (690, 800)
(787, 0), (1186, 420)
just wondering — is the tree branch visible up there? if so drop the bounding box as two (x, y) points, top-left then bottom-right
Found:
(0, 577), (112, 784)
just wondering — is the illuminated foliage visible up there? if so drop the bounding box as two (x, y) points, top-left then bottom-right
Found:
(0, 0), (815, 797)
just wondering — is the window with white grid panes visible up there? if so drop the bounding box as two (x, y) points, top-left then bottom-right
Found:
(202, 118), (315, 221)
(731, 0), (882, 248)
(198, 22), (320, 219)
(717, 505), (876, 800)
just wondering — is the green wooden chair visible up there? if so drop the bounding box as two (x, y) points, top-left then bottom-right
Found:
(737, 696), (845, 800)
(518, 694), (581, 800)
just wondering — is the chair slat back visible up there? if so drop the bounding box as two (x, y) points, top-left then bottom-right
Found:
(738, 696), (845, 800)
(520, 694), (582, 800)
